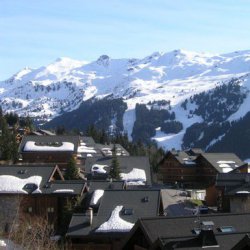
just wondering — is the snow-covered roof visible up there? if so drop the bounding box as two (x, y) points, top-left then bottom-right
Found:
(53, 189), (74, 193)
(77, 145), (97, 154)
(222, 167), (233, 173)
(24, 141), (74, 152)
(236, 191), (250, 194)
(0, 175), (42, 194)
(90, 189), (104, 206)
(91, 164), (109, 174)
(217, 161), (236, 164)
(120, 168), (146, 182)
(95, 205), (134, 233)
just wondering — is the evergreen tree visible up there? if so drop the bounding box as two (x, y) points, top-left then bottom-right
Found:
(0, 116), (18, 161)
(64, 157), (79, 180)
(109, 144), (121, 180)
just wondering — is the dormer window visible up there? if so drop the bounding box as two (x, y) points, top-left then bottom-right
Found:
(218, 226), (235, 233)
(18, 169), (27, 174)
(142, 196), (149, 202)
(192, 228), (201, 235)
(23, 183), (38, 193)
(123, 208), (134, 215)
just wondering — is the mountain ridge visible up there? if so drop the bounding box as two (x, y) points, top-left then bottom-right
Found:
(2, 49), (250, 155)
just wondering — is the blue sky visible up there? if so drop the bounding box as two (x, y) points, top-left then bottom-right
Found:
(1, 0), (250, 80)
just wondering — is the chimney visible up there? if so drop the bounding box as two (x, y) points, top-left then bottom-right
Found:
(88, 207), (93, 226)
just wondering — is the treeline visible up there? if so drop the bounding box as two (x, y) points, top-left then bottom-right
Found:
(182, 122), (231, 149)
(45, 96), (127, 133)
(208, 112), (250, 159)
(183, 79), (247, 122)
(0, 108), (33, 162)
(84, 125), (165, 173)
(132, 104), (182, 143)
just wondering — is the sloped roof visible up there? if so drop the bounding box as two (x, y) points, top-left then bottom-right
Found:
(0, 164), (86, 195)
(84, 156), (152, 185)
(166, 150), (197, 166)
(199, 153), (246, 173)
(41, 180), (87, 195)
(122, 213), (250, 250)
(87, 180), (125, 192)
(67, 189), (161, 237)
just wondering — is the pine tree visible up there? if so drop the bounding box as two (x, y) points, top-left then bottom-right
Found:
(64, 157), (79, 180)
(109, 144), (121, 180)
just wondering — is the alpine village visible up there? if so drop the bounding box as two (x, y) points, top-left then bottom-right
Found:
(0, 104), (249, 250)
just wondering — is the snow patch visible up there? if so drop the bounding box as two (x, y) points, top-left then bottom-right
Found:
(77, 145), (97, 154)
(24, 141), (74, 152)
(95, 206), (134, 233)
(91, 164), (109, 174)
(120, 168), (146, 184)
(53, 189), (74, 193)
(0, 175), (42, 194)
(90, 189), (104, 206)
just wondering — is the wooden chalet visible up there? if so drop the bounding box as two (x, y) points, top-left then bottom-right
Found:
(216, 173), (250, 213)
(18, 135), (80, 166)
(0, 164), (87, 235)
(158, 149), (247, 191)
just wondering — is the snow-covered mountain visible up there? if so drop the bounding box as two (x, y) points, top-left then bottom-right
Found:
(2, 49), (250, 155)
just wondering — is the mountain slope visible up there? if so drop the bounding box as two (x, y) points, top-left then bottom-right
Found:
(2, 49), (250, 156)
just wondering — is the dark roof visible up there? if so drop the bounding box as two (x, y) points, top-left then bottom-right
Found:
(231, 234), (250, 250)
(80, 136), (96, 147)
(0, 164), (86, 195)
(84, 156), (152, 185)
(216, 173), (250, 196)
(19, 135), (80, 153)
(67, 213), (92, 237)
(41, 180), (87, 195)
(123, 213), (250, 250)
(37, 129), (56, 136)
(67, 189), (161, 237)
(87, 180), (125, 192)
(187, 148), (204, 156)
(199, 153), (246, 173)
(0, 164), (58, 189)
(167, 151), (197, 166)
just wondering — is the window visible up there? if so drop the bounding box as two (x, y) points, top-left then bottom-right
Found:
(47, 207), (54, 213)
(123, 208), (134, 215)
(142, 196), (149, 202)
(218, 226), (235, 233)
(28, 207), (32, 213)
(192, 228), (201, 235)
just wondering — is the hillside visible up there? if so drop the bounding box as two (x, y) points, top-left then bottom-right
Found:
(2, 49), (250, 157)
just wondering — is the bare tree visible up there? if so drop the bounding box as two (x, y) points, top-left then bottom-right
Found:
(9, 216), (58, 250)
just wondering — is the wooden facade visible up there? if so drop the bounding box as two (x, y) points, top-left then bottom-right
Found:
(21, 151), (77, 165)
(158, 151), (201, 188)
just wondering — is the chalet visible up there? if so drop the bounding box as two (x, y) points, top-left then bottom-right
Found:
(216, 173), (250, 213)
(84, 156), (152, 186)
(67, 189), (162, 249)
(0, 164), (87, 235)
(19, 135), (80, 165)
(158, 149), (247, 190)
(122, 213), (250, 250)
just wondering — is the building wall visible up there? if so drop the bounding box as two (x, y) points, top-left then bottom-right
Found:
(196, 157), (218, 185)
(206, 185), (218, 206)
(158, 153), (198, 187)
(230, 197), (250, 213)
(0, 195), (21, 234)
(22, 152), (75, 164)
(0, 194), (59, 234)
